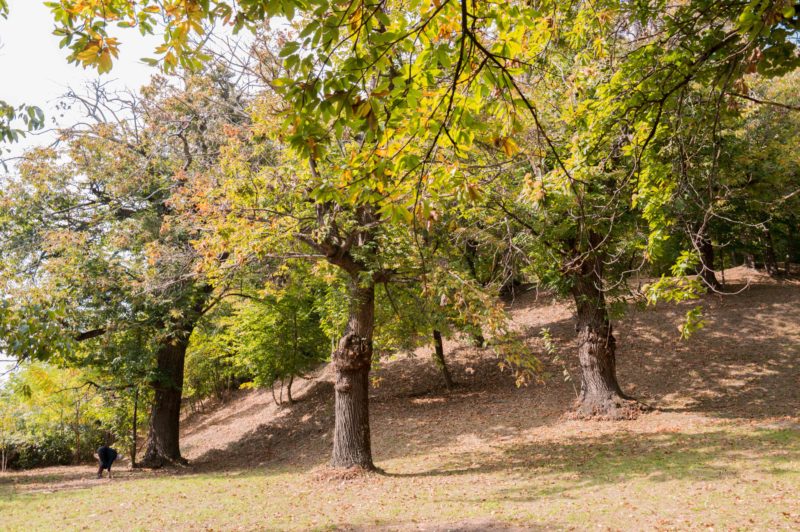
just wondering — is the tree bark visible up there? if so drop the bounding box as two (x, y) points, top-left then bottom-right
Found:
(131, 386), (139, 469)
(139, 335), (191, 468)
(570, 253), (641, 419)
(432, 330), (454, 390)
(330, 278), (375, 470)
(787, 216), (796, 275)
(696, 234), (721, 291)
(762, 227), (780, 277)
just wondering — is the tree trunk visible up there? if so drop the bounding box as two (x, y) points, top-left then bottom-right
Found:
(432, 330), (454, 390)
(139, 336), (190, 468)
(762, 227), (780, 277)
(696, 234), (721, 292)
(570, 253), (641, 419)
(271, 381), (281, 406)
(331, 278), (375, 470)
(131, 386), (139, 469)
(471, 331), (486, 348)
(286, 374), (294, 405)
(73, 399), (81, 464)
(787, 216), (796, 275)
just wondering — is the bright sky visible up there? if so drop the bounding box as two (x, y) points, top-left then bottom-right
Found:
(0, 3), (261, 382)
(0, 0), (162, 161)
(0, 1), (165, 380)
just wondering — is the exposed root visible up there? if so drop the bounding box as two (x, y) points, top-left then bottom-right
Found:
(312, 464), (381, 483)
(566, 395), (651, 421)
(135, 454), (189, 470)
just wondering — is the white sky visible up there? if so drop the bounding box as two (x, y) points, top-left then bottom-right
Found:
(0, 3), (265, 382)
(0, 1), (165, 380)
(0, 0), (162, 161)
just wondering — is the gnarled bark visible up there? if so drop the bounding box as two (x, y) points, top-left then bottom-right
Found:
(570, 253), (642, 419)
(139, 335), (190, 468)
(331, 279), (375, 470)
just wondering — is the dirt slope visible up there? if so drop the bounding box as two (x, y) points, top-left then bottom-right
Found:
(176, 266), (799, 472)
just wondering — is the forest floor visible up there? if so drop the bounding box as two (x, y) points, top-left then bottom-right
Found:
(1, 267), (799, 531)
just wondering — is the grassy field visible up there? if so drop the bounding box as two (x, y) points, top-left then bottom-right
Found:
(2, 422), (799, 530)
(1, 269), (799, 530)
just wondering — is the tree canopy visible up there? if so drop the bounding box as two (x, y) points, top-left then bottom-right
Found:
(0, 0), (798, 471)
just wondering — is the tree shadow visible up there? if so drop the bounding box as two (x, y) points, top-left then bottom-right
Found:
(383, 427), (800, 495)
(614, 282), (800, 419)
(187, 378), (335, 474)
(181, 391), (276, 438)
(0, 466), (164, 496)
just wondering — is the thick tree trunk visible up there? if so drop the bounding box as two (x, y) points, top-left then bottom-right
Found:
(331, 279), (375, 470)
(139, 336), (190, 468)
(570, 254), (641, 419)
(432, 330), (454, 390)
(696, 234), (721, 292)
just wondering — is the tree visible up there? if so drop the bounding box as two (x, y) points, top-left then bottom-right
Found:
(0, 73), (248, 467)
(7, 0), (792, 436)
(0, 388), (21, 472)
(37, 0), (799, 424)
(721, 71), (800, 274)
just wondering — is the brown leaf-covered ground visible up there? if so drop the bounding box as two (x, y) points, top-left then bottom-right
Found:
(2, 267), (799, 530)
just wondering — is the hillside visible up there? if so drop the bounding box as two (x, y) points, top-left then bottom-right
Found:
(1, 267), (799, 530)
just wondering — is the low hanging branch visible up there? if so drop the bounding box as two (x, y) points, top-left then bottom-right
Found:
(728, 92), (800, 112)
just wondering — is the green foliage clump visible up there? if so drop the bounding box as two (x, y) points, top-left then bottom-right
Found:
(0, 363), (139, 470)
(186, 266), (331, 402)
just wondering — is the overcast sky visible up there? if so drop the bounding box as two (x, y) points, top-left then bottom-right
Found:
(0, 0), (163, 161)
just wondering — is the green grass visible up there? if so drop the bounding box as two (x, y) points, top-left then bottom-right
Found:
(2, 425), (799, 530)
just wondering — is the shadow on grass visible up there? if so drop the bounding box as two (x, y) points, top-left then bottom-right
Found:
(616, 282), (800, 419)
(188, 378), (335, 473)
(0, 467), (163, 497)
(383, 427), (800, 496)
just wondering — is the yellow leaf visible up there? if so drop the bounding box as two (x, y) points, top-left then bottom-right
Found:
(502, 137), (519, 157)
(76, 45), (100, 63)
(355, 100), (372, 118)
(349, 5), (362, 32)
(98, 51), (113, 73)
